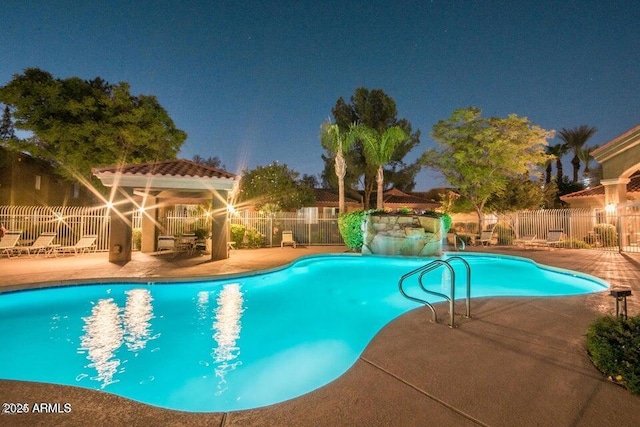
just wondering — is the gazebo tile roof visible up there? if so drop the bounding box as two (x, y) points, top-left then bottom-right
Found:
(92, 159), (236, 179)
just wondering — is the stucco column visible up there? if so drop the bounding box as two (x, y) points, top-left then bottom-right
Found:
(210, 190), (229, 260)
(140, 195), (158, 253)
(109, 195), (133, 263)
(601, 178), (630, 207)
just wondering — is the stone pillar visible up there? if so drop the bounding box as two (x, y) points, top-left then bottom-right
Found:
(140, 195), (158, 253)
(210, 190), (229, 260)
(601, 178), (630, 207)
(109, 197), (133, 263)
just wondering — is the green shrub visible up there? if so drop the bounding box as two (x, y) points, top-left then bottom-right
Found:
(558, 238), (591, 249)
(586, 315), (640, 395)
(193, 228), (210, 240)
(338, 209), (377, 250)
(230, 224), (246, 246)
(230, 224), (264, 248)
(441, 213), (452, 234)
(244, 228), (265, 248)
(594, 223), (618, 247)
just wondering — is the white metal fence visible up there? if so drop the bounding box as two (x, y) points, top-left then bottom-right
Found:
(450, 208), (625, 251)
(229, 210), (344, 246)
(3, 205), (639, 253)
(0, 205), (110, 251)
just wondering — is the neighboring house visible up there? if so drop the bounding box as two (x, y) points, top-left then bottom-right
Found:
(304, 187), (440, 214)
(0, 147), (94, 206)
(311, 188), (362, 216)
(378, 188), (440, 211)
(561, 173), (640, 208)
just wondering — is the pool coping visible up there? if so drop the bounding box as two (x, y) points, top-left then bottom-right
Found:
(1, 246), (639, 426)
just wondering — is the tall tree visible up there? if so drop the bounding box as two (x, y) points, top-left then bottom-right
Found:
(422, 107), (553, 230)
(558, 125), (597, 183)
(192, 155), (225, 169)
(577, 145), (599, 185)
(350, 124), (407, 209)
(547, 143), (568, 184)
(320, 120), (356, 214)
(236, 162), (315, 211)
(0, 68), (187, 182)
(324, 88), (421, 209)
(0, 105), (16, 144)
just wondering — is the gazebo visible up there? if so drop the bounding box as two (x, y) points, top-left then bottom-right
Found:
(92, 159), (238, 263)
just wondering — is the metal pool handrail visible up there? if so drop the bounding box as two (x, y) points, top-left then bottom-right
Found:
(398, 257), (471, 328)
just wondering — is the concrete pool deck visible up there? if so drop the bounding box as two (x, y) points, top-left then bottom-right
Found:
(1, 246), (639, 426)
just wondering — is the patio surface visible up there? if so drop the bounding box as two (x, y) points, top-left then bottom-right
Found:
(1, 245), (639, 426)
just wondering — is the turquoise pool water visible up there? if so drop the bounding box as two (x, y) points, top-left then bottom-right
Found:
(0, 254), (607, 412)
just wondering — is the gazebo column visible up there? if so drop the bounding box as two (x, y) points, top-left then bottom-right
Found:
(601, 178), (629, 207)
(140, 195), (159, 253)
(210, 190), (229, 260)
(109, 193), (133, 263)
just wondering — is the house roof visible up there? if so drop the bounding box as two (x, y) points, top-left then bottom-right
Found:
(313, 188), (360, 205)
(591, 124), (640, 163)
(381, 188), (440, 208)
(560, 175), (640, 200)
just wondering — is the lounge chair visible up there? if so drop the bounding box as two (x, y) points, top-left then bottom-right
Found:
(17, 232), (58, 257)
(544, 229), (565, 248)
(157, 235), (176, 256)
(281, 230), (296, 248)
(55, 235), (97, 256)
(477, 229), (495, 246)
(514, 234), (538, 248)
(0, 230), (22, 258)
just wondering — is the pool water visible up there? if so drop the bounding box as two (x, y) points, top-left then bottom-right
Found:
(0, 254), (607, 412)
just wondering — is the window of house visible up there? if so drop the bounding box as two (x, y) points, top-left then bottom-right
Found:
(35, 175), (41, 191)
(73, 182), (80, 198)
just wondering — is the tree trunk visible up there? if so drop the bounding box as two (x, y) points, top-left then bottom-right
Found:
(376, 166), (384, 210)
(335, 152), (346, 214)
(476, 206), (484, 234)
(545, 162), (552, 184)
(556, 158), (563, 184)
(571, 155), (580, 183)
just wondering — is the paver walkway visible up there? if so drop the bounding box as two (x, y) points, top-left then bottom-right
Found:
(1, 246), (639, 426)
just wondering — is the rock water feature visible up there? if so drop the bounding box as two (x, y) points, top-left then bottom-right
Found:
(362, 212), (444, 256)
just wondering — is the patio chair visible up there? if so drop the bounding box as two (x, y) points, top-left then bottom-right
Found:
(544, 229), (565, 248)
(54, 235), (97, 256)
(176, 233), (196, 255)
(16, 232), (58, 257)
(157, 235), (176, 256)
(477, 229), (495, 246)
(0, 230), (22, 258)
(281, 230), (297, 248)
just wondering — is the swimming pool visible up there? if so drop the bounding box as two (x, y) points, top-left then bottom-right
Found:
(0, 253), (607, 412)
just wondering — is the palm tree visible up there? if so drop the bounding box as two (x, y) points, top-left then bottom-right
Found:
(320, 120), (356, 215)
(547, 143), (568, 184)
(558, 125), (597, 183)
(350, 124), (407, 210)
(577, 144), (599, 185)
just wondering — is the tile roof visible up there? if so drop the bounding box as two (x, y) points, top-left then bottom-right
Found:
(382, 188), (440, 207)
(561, 175), (640, 199)
(92, 159), (236, 179)
(313, 188), (360, 204)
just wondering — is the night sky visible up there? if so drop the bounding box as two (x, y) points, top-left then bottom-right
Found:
(2, 1), (639, 189)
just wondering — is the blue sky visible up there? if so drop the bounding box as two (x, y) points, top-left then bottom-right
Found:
(2, 1), (639, 190)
